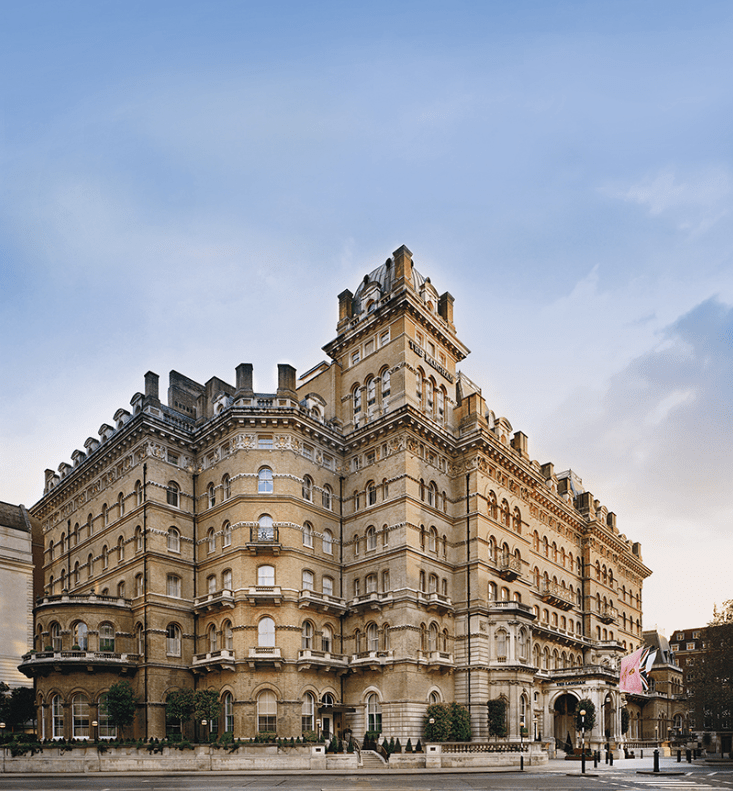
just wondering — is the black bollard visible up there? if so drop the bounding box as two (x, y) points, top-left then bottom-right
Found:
(654, 749), (660, 773)
(677, 749), (681, 762)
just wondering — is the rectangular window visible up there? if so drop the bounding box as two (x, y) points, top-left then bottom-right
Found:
(258, 436), (273, 449)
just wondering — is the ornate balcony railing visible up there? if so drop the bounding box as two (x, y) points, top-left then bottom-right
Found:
(498, 556), (522, 581)
(541, 582), (575, 610)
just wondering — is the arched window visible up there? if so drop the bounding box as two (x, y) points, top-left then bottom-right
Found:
(367, 622), (379, 652)
(99, 623), (115, 652)
(222, 568), (232, 590)
(208, 624), (218, 652)
(223, 620), (233, 650)
(258, 617), (276, 647)
(352, 384), (362, 427)
(208, 483), (216, 509)
(73, 621), (87, 651)
(303, 522), (313, 548)
(488, 491), (498, 520)
(167, 527), (180, 552)
(258, 515), (274, 541)
(72, 693), (90, 738)
(415, 367), (425, 410)
(366, 377), (376, 421)
(323, 529), (333, 554)
(366, 526), (377, 551)
(166, 623), (181, 656)
(222, 474), (231, 500)
(301, 621), (313, 650)
(321, 624), (333, 652)
(322, 485), (332, 510)
(258, 467), (273, 494)
(51, 694), (64, 739)
(258, 565), (275, 586)
(258, 690), (277, 732)
(223, 692), (234, 732)
(166, 482), (179, 508)
(509, 627), (524, 661)
(302, 475), (313, 501)
(301, 691), (315, 732)
(381, 369), (391, 414)
(428, 623), (438, 652)
(302, 569), (314, 591)
(428, 482), (437, 508)
(366, 693), (382, 733)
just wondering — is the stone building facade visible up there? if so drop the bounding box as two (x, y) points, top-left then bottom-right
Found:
(0, 501), (43, 688)
(22, 246), (651, 748)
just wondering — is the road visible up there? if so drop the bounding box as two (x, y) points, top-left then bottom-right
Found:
(1, 757), (732, 791)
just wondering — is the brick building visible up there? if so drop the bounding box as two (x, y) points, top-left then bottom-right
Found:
(21, 246), (650, 749)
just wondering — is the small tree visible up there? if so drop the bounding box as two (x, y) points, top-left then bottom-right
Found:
(104, 681), (137, 738)
(423, 703), (452, 742)
(487, 698), (507, 739)
(166, 689), (195, 737)
(1, 687), (36, 732)
(449, 702), (472, 741)
(194, 689), (220, 738)
(575, 699), (596, 734)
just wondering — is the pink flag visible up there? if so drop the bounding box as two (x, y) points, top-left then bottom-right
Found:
(620, 647), (645, 693)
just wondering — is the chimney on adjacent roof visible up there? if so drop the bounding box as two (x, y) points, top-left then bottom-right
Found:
(235, 363), (254, 396)
(277, 364), (297, 396)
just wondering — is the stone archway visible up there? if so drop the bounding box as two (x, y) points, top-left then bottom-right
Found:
(553, 693), (578, 750)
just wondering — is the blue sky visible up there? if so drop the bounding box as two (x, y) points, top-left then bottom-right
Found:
(2, 0), (732, 636)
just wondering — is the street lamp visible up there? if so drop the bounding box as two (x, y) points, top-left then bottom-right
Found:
(579, 709), (587, 775)
(519, 720), (525, 771)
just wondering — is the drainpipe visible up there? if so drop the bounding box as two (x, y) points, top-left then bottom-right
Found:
(143, 462), (148, 738)
(339, 476), (345, 708)
(466, 472), (472, 722)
